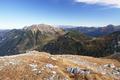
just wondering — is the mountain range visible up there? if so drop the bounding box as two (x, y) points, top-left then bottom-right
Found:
(0, 24), (120, 80)
(0, 24), (119, 57)
(0, 24), (65, 55)
(63, 24), (120, 37)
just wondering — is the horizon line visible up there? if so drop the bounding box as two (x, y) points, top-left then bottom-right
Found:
(0, 23), (119, 30)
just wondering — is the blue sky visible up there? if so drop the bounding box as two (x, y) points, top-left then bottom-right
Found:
(0, 0), (120, 29)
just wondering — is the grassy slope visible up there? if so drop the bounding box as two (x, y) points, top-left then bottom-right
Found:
(0, 51), (120, 80)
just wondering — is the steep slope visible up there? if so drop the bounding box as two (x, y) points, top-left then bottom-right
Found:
(43, 30), (120, 57)
(105, 31), (120, 61)
(0, 30), (10, 43)
(103, 31), (120, 53)
(0, 51), (120, 80)
(42, 30), (91, 55)
(0, 24), (65, 56)
(80, 31), (120, 57)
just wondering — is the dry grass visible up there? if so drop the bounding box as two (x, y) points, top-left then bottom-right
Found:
(0, 51), (120, 80)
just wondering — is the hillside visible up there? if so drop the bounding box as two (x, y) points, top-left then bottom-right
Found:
(42, 30), (91, 55)
(102, 31), (120, 53)
(43, 30), (120, 57)
(0, 51), (120, 80)
(0, 30), (10, 43)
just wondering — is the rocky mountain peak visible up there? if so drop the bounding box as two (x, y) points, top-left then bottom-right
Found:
(23, 24), (65, 35)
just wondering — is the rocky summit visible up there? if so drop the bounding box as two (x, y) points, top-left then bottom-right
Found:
(23, 24), (65, 35)
(0, 51), (120, 80)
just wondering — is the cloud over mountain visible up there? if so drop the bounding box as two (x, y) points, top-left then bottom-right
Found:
(74, 0), (120, 8)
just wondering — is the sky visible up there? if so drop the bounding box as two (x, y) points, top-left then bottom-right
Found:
(0, 0), (120, 29)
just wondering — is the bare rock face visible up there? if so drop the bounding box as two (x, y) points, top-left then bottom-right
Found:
(23, 24), (65, 35)
(0, 51), (120, 80)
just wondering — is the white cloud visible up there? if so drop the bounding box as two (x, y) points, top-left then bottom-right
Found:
(74, 0), (120, 8)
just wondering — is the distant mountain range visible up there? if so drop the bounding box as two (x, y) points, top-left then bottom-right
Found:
(63, 24), (120, 37)
(0, 24), (119, 57)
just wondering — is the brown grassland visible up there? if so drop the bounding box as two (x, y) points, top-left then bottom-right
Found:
(0, 51), (120, 80)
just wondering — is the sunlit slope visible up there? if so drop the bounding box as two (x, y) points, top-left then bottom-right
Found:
(0, 51), (120, 80)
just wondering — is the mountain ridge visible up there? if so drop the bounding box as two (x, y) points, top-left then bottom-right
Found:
(0, 24), (119, 58)
(0, 24), (65, 56)
(64, 24), (120, 37)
